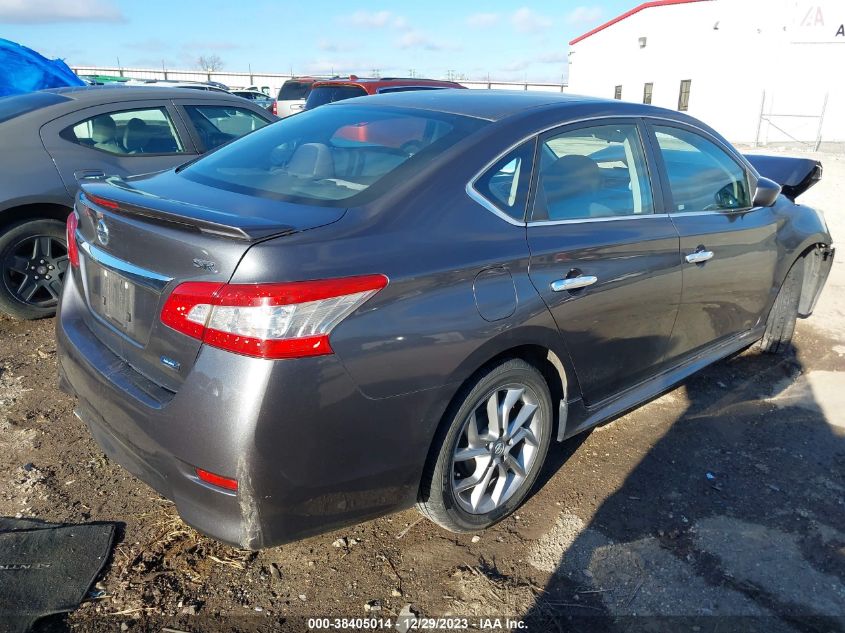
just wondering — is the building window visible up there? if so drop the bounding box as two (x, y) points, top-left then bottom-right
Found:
(614, 85), (622, 100)
(678, 79), (692, 111)
(643, 83), (653, 105)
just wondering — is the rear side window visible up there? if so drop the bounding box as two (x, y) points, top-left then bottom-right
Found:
(473, 141), (534, 221)
(305, 85), (367, 109)
(61, 107), (184, 155)
(278, 81), (312, 101)
(653, 125), (750, 212)
(0, 92), (69, 124)
(533, 123), (653, 221)
(180, 104), (487, 206)
(183, 105), (269, 150)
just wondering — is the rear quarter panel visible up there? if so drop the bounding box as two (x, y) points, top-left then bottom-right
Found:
(0, 123), (71, 215)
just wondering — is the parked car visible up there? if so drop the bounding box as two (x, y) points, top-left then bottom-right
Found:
(304, 76), (466, 110)
(275, 77), (321, 117)
(231, 89), (275, 112)
(0, 85), (276, 319)
(125, 80), (230, 93)
(57, 91), (833, 549)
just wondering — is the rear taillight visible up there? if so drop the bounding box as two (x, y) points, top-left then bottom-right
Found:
(271, 100), (278, 116)
(66, 212), (79, 268)
(160, 275), (388, 359)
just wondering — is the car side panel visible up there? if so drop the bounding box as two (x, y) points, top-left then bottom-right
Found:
(39, 100), (199, 197)
(0, 124), (72, 216)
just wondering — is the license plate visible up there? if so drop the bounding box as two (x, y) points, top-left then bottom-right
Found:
(98, 268), (135, 328)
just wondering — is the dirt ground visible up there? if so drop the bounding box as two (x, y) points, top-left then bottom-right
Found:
(1, 150), (843, 632)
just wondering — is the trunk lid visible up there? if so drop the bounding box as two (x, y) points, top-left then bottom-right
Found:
(74, 173), (346, 392)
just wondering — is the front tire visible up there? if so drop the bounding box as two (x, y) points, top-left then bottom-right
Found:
(0, 219), (69, 320)
(759, 256), (805, 355)
(417, 358), (553, 532)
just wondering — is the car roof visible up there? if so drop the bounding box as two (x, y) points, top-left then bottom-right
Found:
(42, 85), (242, 102)
(329, 89), (672, 122)
(311, 77), (464, 91)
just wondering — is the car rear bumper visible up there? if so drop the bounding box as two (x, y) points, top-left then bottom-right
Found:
(56, 272), (452, 548)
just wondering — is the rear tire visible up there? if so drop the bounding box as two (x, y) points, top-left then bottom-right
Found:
(759, 257), (804, 354)
(417, 358), (553, 533)
(0, 219), (69, 320)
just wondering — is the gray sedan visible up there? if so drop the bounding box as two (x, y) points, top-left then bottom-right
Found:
(56, 90), (833, 548)
(0, 85), (276, 319)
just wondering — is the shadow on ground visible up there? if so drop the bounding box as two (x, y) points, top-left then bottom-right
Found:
(522, 330), (845, 632)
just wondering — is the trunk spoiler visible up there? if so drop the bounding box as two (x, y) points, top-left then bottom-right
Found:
(79, 180), (297, 242)
(744, 154), (822, 201)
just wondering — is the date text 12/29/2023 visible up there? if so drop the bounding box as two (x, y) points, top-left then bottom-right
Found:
(307, 617), (528, 630)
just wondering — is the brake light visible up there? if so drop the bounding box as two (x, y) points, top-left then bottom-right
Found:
(271, 100), (278, 116)
(86, 193), (120, 210)
(160, 275), (388, 359)
(66, 212), (79, 268)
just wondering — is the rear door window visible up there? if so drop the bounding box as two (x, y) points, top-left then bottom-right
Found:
(278, 81), (313, 101)
(61, 107), (185, 155)
(182, 105), (270, 151)
(652, 125), (750, 212)
(305, 85), (367, 109)
(533, 123), (653, 221)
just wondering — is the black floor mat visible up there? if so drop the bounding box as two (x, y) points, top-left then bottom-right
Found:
(0, 518), (116, 633)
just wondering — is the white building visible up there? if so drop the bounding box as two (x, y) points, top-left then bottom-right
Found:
(567, 0), (845, 147)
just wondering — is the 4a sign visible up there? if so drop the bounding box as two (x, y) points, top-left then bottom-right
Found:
(793, 2), (845, 42)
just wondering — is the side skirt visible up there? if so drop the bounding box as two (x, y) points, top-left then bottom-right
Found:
(557, 326), (765, 441)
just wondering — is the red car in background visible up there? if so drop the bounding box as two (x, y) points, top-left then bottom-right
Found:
(304, 76), (466, 110)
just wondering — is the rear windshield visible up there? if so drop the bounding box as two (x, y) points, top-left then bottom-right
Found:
(0, 91), (69, 124)
(180, 104), (487, 206)
(278, 81), (312, 101)
(305, 85), (367, 110)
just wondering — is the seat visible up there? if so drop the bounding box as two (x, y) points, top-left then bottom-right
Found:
(90, 115), (124, 154)
(539, 155), (611, 220)
(122, 118), (150, 154)
(286, 143), (334, 179)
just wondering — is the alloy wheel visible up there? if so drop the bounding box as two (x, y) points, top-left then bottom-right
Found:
(2, 234), (69, 308)
(450, 384), (544, 515)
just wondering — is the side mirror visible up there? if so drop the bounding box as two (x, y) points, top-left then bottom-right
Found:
(753, 177), (781, 207)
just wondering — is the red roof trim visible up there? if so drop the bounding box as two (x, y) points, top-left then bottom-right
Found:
(569, 0), (712, 46)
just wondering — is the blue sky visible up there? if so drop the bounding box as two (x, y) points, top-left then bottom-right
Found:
(0, 0), (636, 82)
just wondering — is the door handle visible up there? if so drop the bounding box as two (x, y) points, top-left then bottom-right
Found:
(551, 275), (598, 292)
(685, 250), (714, 264)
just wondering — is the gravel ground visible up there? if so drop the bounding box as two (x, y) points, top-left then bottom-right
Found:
(0, 150), (842, 632)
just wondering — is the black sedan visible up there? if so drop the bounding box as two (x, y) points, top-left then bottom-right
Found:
(0, 85), (276, 319)
(56, 90), (833, 547)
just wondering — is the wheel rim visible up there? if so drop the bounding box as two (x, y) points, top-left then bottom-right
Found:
(2, 234), (68, 308)
(450, 383), (544, 515)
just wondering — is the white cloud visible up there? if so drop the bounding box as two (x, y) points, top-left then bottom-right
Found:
(565, 6), (604, 25)
(395, 30), (456, 51)
(393, 15), (410, 30)
(345, 10), (393, 28)
(511, 7), (552, 33)
(466, 12), (499, 28)
(182, 40), (242, 52)
(0, 0), (125, 23)
(318, 39), (359, 52)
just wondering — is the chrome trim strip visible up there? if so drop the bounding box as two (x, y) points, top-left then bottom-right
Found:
(78, 237), (173, 292)
(464, 182), (525, 227)
(528, 213), (670, 227)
